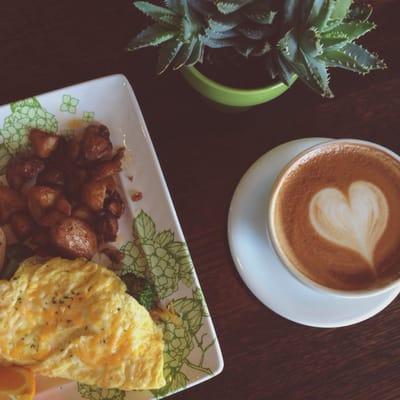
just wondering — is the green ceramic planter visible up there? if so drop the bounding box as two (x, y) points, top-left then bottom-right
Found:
(181, 66), (297, 110)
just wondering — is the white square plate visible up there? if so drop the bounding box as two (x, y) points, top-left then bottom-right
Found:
(0, 74), (223, 400)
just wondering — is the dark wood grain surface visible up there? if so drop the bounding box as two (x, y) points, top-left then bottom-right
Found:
(2, 1), (400, 399)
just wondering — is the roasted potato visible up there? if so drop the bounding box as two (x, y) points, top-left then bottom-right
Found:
(3, 122), (126, 261)
(29, 129), (60, 158)
(27, 186), (59, 223)
(0, 185), (26, 223)
(66, 136), (82, 162)
(101, 246), (124, 264)
(96, 212), (118, 243)
(10, 212), (35, 240)
(81, 177), (116, 212)
(64, 167), (87, 201)
(36, 167), (65, 187)
(40, 210), (67, 227)
(71, 204), (96, 225)
(82, 124), (113, 161)
(104, 191), (125, 218)
(55, 195), (72, 216)
(51, 217), (98, 259)
(6, 156), (44, 190)
(91, 158), (122, 181)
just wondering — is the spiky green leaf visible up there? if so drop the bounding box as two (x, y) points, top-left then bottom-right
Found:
(279, 43), (332, 97)
(320, 36), (348, 50)
(215, 0), (253, 15)
(281, 0), (300, 29)
(300, 27), (322, 57)
(186, 39), (204, 65)
(134, 1), (179, 26)
(324, 21), (375, 41)
(321, 42), (387, 74)
(172, 37), (197, 69)
(275, 54), (295, 85)
(165, 0), (184, 14)
(300, 49), (333, 97)
(311, 0), (335, 31)
(157, 38), (183, 74)
(331, 0), (352, 21)
(202, 36), (236, 47)
(243, 0), (277, 25)
(208, 14), (242, 32)
(127, 25), (177, 51)
(205, 27), (238, 39)
(277, 29), (298, 63)
(245, 9), (276, 24)
(301, 0), (325, 27)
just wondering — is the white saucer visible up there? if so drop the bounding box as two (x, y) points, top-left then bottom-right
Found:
(228, 138), (400, 328)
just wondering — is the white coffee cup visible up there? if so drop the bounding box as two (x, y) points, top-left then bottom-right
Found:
(267, 139), (400, 298)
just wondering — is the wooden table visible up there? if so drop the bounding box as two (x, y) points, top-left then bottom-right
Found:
(2, 1), (400, 399)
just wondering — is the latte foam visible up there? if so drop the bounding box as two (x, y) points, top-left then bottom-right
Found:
(270, 141), (400, 291)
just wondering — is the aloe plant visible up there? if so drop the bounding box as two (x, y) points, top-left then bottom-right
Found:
(269, 0), (387, 97)
(190, 0), (278, 57)
(128, 0), (386, 97)
(127, 0), (205, 73)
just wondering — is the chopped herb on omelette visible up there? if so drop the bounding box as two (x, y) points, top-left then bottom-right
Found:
(0, 257), (165, 390)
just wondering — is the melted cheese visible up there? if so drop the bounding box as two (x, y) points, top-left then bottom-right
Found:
(0, 257), (165, 390)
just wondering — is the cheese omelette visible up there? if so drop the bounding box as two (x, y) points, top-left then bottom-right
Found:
(0, 257), (165, 390)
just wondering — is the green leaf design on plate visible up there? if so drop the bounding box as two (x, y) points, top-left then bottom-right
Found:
(82, 111), (95, 123)
(120, 211), (194, 299)
(118, 210), (214, 398)
(120, 239), (148, 278)
(152, 290), (215, 398)
(77, 384), (125, 400)
(60, 94), (79, 114)
(0, 97), (58, 154)
(193, 287), (210, 317)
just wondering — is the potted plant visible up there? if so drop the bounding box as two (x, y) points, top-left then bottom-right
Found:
(127, 0), (386, 110)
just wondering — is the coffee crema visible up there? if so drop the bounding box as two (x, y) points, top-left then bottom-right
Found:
(270, 141), (400, 291)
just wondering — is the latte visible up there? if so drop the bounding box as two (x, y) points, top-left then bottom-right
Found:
(269, 140), (400, 292)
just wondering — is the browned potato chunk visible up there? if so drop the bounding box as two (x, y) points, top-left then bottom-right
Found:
(51, 217), (98, 259)
(113, 147), (125, 162)
(96, 212), (118, 243)
(82, 124), (112, 161)
(104, 191), (125, 218)
(40, 210), (67, 227)
(55, 195), (72, 216)
(66, 136), (82, 162)
(64, 167), (87, 201)
(37, 167), (65, 187)
(101, 246), (124, 264)
(6, 156), (44, 190)
(71, 204), (96, 225)
(81, 177), (116, 212)
(29, 129), (60, 158)
(27, 186), (59, 223)
(0, 185), (26, 223)
(10, 212), (35, 240)
(91, 159), (122, 181)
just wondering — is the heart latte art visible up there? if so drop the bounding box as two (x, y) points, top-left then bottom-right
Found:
(309, 181), (388, 269)
(270, 141), (400, 291)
